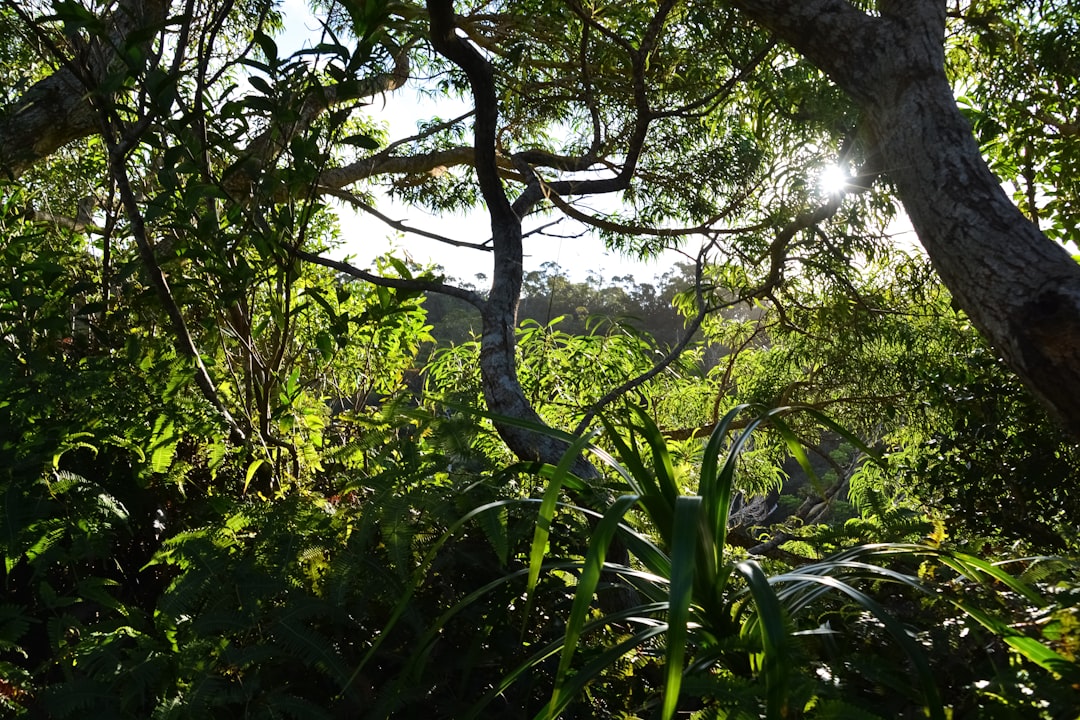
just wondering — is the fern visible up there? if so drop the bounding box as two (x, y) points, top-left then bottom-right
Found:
(808, 699), (887, 719)
(38, 678), (119, 718)
(247, 689), (334, 720)
(0, 603), (31, 653)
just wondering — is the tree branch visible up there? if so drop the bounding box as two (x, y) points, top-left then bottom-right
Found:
(110, 139), (248, 443)
(0, 0), (168, 178)
(292, 248), (486, 309)
(426, 0), (515, 230)
(531, 178), (772, 238)
(232, 46), (412, 195)
(323, 186), (492, 250)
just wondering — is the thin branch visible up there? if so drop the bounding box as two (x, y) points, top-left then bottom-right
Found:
(563, 0), (636, 55)
(324, 186), (492, 250)
(109, 141), (247, 443)
(536, 182), (773, 238)
(379, 110), (476, 157)
(510, 0), (675, 217)
(710, 321), (772, 422)
(292, 248), (486, 309)
(652, 39), (777, 120)
(22, 205), (104, 234)
(573, 253), (716, 437)
(13, 0), (247, 442)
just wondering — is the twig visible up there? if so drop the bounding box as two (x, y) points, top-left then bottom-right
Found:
(292, 248), (486, 308)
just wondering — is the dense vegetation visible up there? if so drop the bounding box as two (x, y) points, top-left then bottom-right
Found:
(2, 0), (1079, 717)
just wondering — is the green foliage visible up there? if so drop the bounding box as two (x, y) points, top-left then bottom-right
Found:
(952, 0), (1080, 242)
(2, 1), (1079, 717)
(474, 408), (1079, 719)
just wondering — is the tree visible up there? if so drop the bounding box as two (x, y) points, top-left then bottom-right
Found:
(729, 0), (1080, 438)
(1, 0), (1078, 468)
(9, 3), (1080, 714)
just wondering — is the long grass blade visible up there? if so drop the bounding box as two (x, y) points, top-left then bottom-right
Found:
(522, 432), (602, 633)
(771, 572), (946, 720)
(951, 598), (1077, 676)
(630, 406), (681, 507)
(768, 414), (824, 495)
(938, 551), (1047, 606)
(736, 560), (793, 720)
(549, 494), (640, 718)
(660, 496), (702, 720)
(536, 625), (669, 720)
(698, 405), (752, 582)
(711, 407), (779, 549)
(465, 603), (671, 720)
(600, 415), (672, 537)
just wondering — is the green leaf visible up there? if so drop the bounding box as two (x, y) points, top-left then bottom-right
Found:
(315, 330), (334, 361)
(522, 431), (598, 632)
(341, 133), (382, 150)
(243, 458), (266, 493)
(252, 30), (278, 66)
(549, 494), (640, 718)
(149, 415), (178, 473)
(248, 74), (273, 95)
(661, 496), (701, 720)
(736, 560), (792, 720)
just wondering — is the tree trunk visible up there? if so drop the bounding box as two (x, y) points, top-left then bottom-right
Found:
(732, 0), (1080, 438)
(867, 72), (1080, 438)
(0, 0), (168, 179)
(479, 300), (599, 478)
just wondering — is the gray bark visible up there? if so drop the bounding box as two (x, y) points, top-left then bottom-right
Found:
(428, 0), (598, 475)
(732, 0), (1080, 437)
(0, 0), (168, 179)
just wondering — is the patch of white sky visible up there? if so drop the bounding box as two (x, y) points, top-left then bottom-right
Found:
(273, 0), (919, 285)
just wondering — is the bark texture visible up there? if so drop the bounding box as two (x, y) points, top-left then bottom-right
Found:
(731, 0), (1080, 438)
(427, 0), (597, 475)
(0, 0), (168, 178)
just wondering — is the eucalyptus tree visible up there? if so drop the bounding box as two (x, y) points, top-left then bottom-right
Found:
(2, 0), (1078, 469)
(0, 0), (797, 469)
(728, 0), (1080, 439)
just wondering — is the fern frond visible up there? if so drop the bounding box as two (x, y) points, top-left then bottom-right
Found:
(247, 689), (334, 720)
(809, 698), (886, 719)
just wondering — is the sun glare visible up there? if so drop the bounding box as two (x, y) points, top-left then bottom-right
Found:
(819, 164), (849, 196)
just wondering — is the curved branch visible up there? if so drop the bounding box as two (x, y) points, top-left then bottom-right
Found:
(426, 0), (515, 228)
(323, 186), (492, 250)
(652, 38), (776, 120)
(758, 198), (842, 290)
(573, 302), (708, 438)
(574, 196), (843, 438)
(537, 181), (772, 239)
(510, 1), (677, 218)
(572, 255), (748, 437)
(292, 248), (486, 309)
(110, 141), (248, 443)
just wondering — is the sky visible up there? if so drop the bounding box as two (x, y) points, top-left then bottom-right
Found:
(274, 1), (918, 285)
(273, 1), (716, 284)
